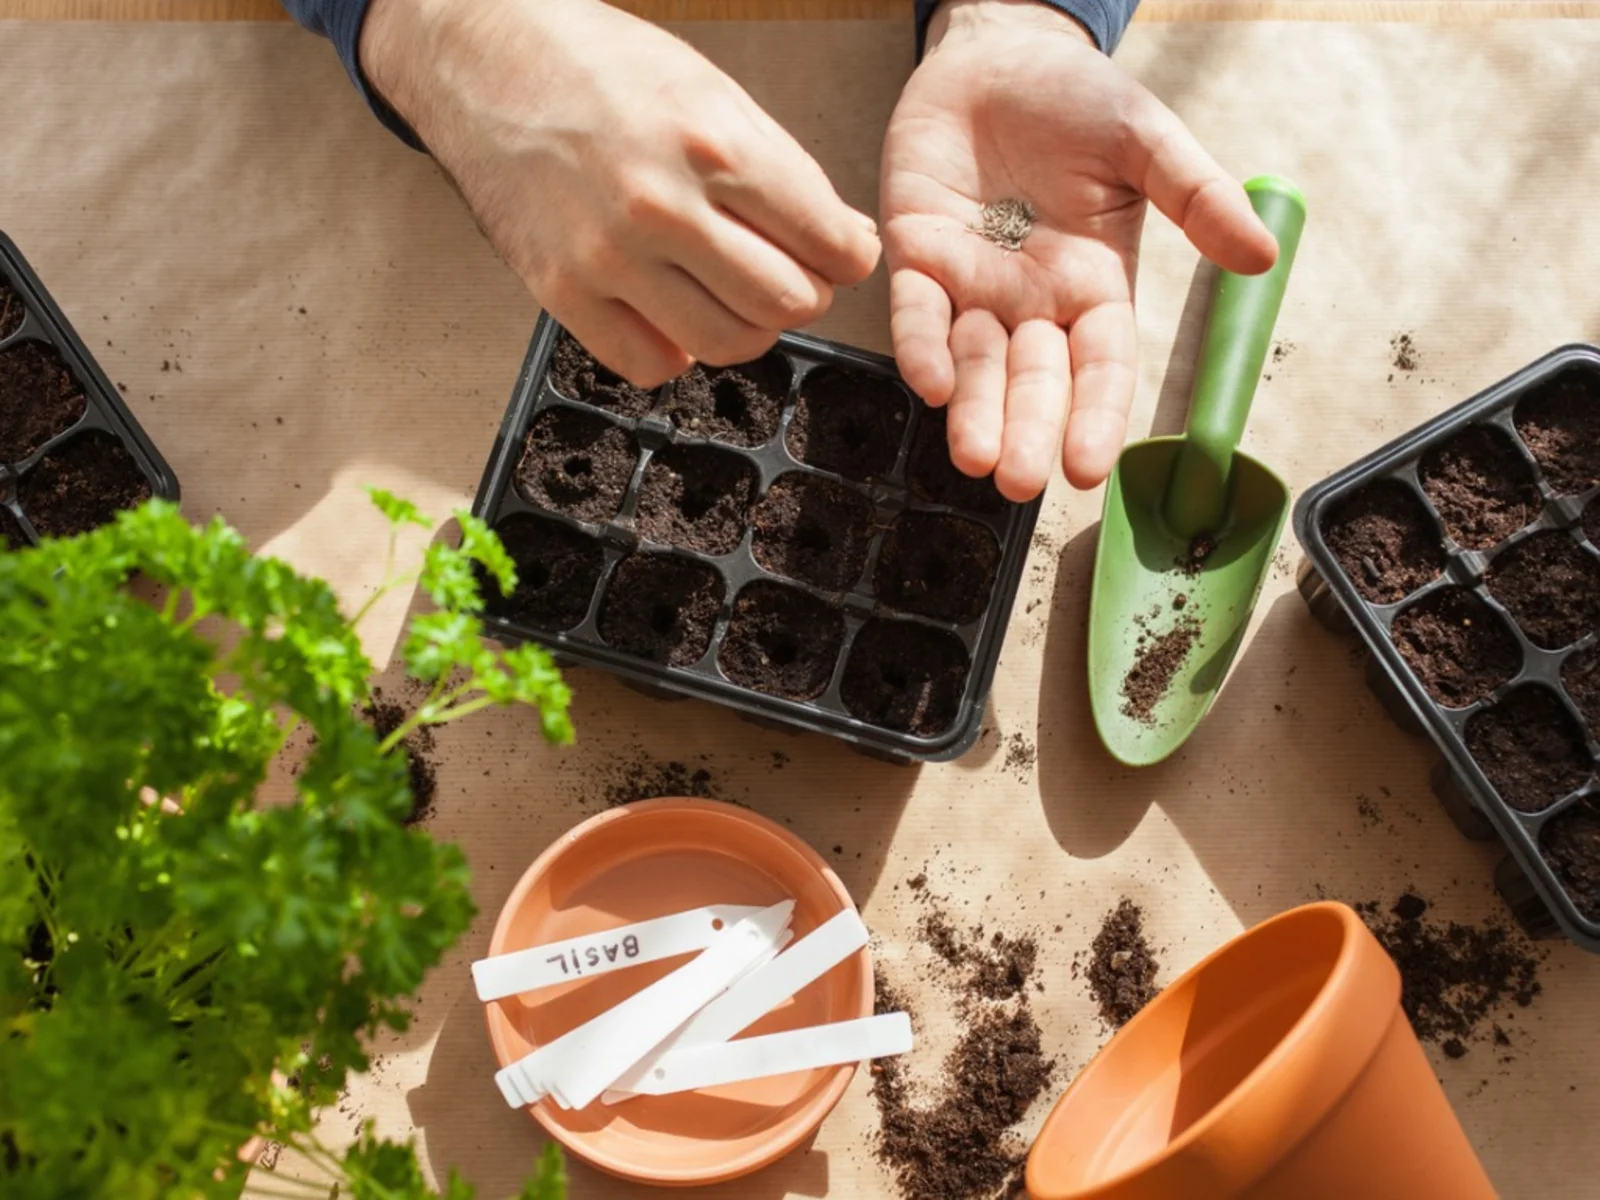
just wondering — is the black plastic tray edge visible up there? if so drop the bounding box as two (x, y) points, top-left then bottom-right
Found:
(469, 315), (1040, 763)
(1292, 342), (1600, 952)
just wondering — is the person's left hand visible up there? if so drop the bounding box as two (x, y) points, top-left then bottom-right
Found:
(881, 0), (1279, 500)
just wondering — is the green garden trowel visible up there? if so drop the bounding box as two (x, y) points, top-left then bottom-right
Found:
(1088, 175), (1306, 766)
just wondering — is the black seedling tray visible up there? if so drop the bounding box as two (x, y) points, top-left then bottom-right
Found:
(1295, 344), (1600, 952)
(471, 315), (1042, 762)
(1, 232), (179, 546)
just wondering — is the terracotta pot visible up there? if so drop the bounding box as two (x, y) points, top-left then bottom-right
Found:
(1026, 901), (1495, 1200)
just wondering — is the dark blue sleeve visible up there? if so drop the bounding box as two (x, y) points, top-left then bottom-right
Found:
(914, 0), (1140, 57)
(280, 0), (424, 149)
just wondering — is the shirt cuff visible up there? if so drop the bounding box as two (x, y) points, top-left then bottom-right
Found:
(295, 0), (427, 151)
(913, 0), (1135, 59)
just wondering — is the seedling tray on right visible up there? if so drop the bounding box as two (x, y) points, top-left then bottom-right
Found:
(1295, 344), (1600, 952)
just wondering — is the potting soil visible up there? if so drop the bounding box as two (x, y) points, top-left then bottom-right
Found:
(19, 432), (151, 539)
(1084, 899), (1161, 1029)
(0, 340), (88, 463)
(1120, 617), (1202, 725)
(1418, 424), (1541, 550)
(363, 689), (438, 826)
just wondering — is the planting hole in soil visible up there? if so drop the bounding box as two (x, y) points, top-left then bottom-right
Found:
(1321, 479), (1445, 604)
(483, 512), (603, 633)
(840, 617), (969, 735)
(0, 278), (24, 339)
(1540, 801), (1600, 924)
(547, 334), (655, 417)
(1391, 587), (1520, 707)
(0, 340), (89, 463)
(1513, 367), (1600, 495)
(719, 580), (843, 700)
(787, 368), (908, 482)
(751, 471), (873, 591)
(1464, 685), (1593, 813)
(1485, 530), (1600, 650)
(513, 406), (638, 523)
(1, 506), (26, 549)
(1563, 644), (1600, 732)
(906, 405), (1006, 514)
(875, 510), (1000, 625)
(19, 432), (151, 538)
(1419, 424), (1541, 550)
(635, 443), (754, 555)
(598, 553), (724, 666)
(665, 353), (788, 446)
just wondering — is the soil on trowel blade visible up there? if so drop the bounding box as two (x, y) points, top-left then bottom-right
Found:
(1120, 617), (1202, 725)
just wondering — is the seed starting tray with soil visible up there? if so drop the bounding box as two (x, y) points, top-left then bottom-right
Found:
(1, 232), (178, 547)
(470, 315), (1041, 761)
(1295, 344), (1600, 951)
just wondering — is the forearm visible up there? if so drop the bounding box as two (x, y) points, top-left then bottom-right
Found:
(913, 0), (1140, 56)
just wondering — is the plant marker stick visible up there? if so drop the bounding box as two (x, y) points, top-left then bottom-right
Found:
(602, 907), (868, 1102)
(471, 904), (766, 1001)
(615, 1012), (913, 1097)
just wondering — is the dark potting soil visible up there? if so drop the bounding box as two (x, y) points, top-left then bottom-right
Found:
(363, 690), (437, 826)
(484, 513), (604, 632)
(1356, 893), (1542, 1051)
(1540, 801), (1600, 923)
(915, 910), (1040, 1004)
(514, 407), (638, 523)
(1322, 480), (1445, 604)
(874, 510), (999, 625)
(1464, 686), (1592, 813)
(718, 581), (843, 699)
(840, 617), (969, 736)
(601, 752), (721, 808)
(1586, 497), (1600, 547)
(598, 553), (724, 667)
(0, 341), (88, 464)
(635, 443), (754, 555)
(546, 334), (655, 417)
(1562, 644), (1600, 732)
(1086, 899), (1161, 1030)
(1419, 424), (1542, 550)
(1391, 332), (1420, 373)
(1391, 587), (1520, 708)
(19, 433), (150, 538)
(1486, 530), (1600, 650)
(1514, 368), (1600, 495)
(906, 405), (1006, 514)
(787, 368), (908, 482)
(1121, 617), (1202, 725)
(751, 471), (873, 590)
(0, 506), (25, 550)
(665, 354), (788, 446)
(0, 279), (24, 340)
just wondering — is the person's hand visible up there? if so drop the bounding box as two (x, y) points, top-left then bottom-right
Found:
(360, 0), (881, 386)
(881, 0), (1278, 500)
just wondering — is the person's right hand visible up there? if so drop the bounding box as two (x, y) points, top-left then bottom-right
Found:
(360, 0), (881, 386)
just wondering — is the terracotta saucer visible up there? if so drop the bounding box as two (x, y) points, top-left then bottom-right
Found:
(483, 797), (872, 1186)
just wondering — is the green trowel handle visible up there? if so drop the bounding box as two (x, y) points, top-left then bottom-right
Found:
(1162, 175), (1307, 540)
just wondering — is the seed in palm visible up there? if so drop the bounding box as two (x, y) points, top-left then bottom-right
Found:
(973, 198), (1036, 251)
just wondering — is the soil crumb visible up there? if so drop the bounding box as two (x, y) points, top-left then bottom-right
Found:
(1356, 893), (1543, 1056)
(1120, 617), (1202, 725)
(598, 750), (722, 808)
(1391, 332), (1420, 372)
(972, 198), (1036, 252)
(1004, 733), (1036, 779)
(363, 688), (438, 825)
(1271, 340), (1296, 364)
(1178, 534), (1216, 578)
(1086, 899), (1161, 1030)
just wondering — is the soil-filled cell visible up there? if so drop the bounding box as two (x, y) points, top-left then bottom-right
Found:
(1562, 644), (1600, 734)
(1465, 686), (1592, 813)
(514, 407), (638, 523)
(665, 354), (788, 446)
(875, 510), (999, 625)
(840, 618), (969, 735)
(547, 334), (655, 418)
(1514, 368), (1600, 495)
(1, 506), (26, 549)
(1, 279), (25, 340)
(751, 472), (873, 591)
(1486, 531), (1600, 650)
(906, 405), (1007, 514)
(599, 553), (724, 667)
(1419, 424), (1541, 550)
(719, 581), (843, 700)
(1586, 497), (1600, 547)
(636, 444), (754, 556)
(1391, 588), (1520, 708)
(0, 341), (88, 464)
(1541, 801), (1600, 923)
(787, 369), (908, 482)
(1321, 480), (1445, 605)
(19, 432), (151, 538)
(483, 512), (604, 633)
